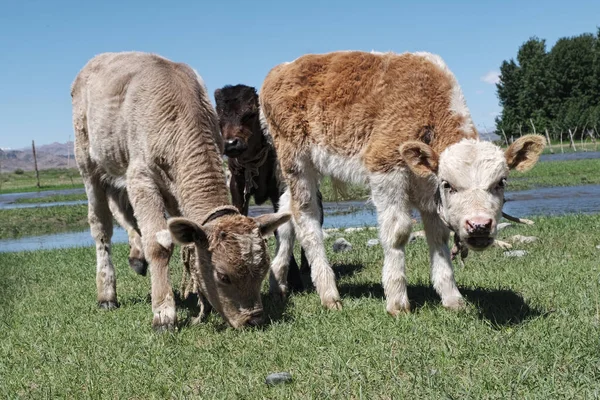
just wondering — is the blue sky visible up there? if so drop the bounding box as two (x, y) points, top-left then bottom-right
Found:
(0, 0), (598, 149)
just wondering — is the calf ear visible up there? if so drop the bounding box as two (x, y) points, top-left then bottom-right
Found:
(399, 141), (439, 177)
(254, 213), (291, 237)
(167, 218), (209, 245)
(214, 88), (222, 102)
(505, 134), (545, 172)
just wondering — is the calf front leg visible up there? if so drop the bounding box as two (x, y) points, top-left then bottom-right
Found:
(370, 175), (413, 315)
(127, 170), (176, 330)
(288, 170), (340, 310)
(421, 211), (465, 310)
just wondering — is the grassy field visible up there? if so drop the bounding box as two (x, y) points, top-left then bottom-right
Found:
(508, 157), (600, 191)
(1, 214), (599, 397)
(0, 168), (83, 194)
(11, 191), (87, 204)
(0, 205), (89, 239)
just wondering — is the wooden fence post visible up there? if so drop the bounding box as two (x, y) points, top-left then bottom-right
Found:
(32, 140), (40, 189)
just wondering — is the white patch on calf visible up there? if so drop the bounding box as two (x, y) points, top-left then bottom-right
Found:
(437, 139), (508, 240)
(156, 229), (173, 250)
(310, 145), (369, 185)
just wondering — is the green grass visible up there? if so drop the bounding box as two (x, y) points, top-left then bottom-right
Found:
(0, 205), (89, 239)
(12, 192), (88, 204)
(1, 213), (599, 398)
(0, 168), (83, 194)
(508, 158), (600, 191)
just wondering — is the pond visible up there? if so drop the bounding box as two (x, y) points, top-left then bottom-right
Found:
(1, 185), (598, 253)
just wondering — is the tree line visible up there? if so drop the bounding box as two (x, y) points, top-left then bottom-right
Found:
(496, 28), (600, 143)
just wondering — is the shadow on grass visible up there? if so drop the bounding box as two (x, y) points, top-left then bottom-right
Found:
(339, 281), (547, 328)
(293, 262), (365, 294)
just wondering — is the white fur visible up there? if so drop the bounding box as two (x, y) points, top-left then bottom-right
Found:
(310, 146), (369, 185)
(269, 189), (296, 295)
(369, 171), (413, 313)
(155, 229), (173, 250)
(437, 139), (508, 241)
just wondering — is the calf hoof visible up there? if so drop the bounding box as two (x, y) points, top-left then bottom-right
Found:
(386, 303), (411, 317)
(129, 257), (148, 276)
(152, 317), (177, 332)
(98, 301), (119, 310)
(152, 308), (177, 332)
(443, 296), (466, 311)
(153, 323), (176, 333)
(323, 299), (343, 310)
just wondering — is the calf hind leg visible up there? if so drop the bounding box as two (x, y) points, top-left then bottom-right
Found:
(84, 177), (118, 309)
(107, 189), (147, 276)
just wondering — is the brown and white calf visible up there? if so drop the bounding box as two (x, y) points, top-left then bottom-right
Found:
(259, 51), (544, 314)
(71, 52), (289, 330)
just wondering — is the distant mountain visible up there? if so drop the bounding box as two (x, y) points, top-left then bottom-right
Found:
(0, 141), (76, 172)
(0, 130), (503, 173)
(478, 129), (501, 142)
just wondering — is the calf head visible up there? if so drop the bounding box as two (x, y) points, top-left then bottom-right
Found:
(168, 208), (290, 328)
(214, 85), (262, 158)
(400, 134), (545, 250)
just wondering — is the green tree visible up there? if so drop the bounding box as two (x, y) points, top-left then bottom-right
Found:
(496, 30), (600, 140)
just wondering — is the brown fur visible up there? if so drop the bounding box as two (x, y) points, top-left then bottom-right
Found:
(260, 51), (477, 174)
(505, 135), (546, 172)
(71, 52), (288, 330)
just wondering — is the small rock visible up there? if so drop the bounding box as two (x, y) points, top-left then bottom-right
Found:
(503, 250), (528, 258)
(510, 235), (538, 244)
(344, 227), (363, 233)
(265, 372), (292, 386)
(493, 240), (512, 250)
(367, 238), (379, 247)
(497, 223), (513, 231)
(596, 245), (600, 250)
(333, 238), (352, 253)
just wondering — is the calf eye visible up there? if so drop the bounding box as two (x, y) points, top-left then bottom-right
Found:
(216, 272), (231, 285)
(496, 178), (507, 190)
(441, 180), (456, 193)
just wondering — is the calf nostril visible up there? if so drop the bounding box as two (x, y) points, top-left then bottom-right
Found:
(465, 218), (493, 234)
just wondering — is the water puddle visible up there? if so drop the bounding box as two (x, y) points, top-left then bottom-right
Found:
(0, 188), (85, 210)
(2, 185), (598, 253)
(540, 151), (600, 162)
